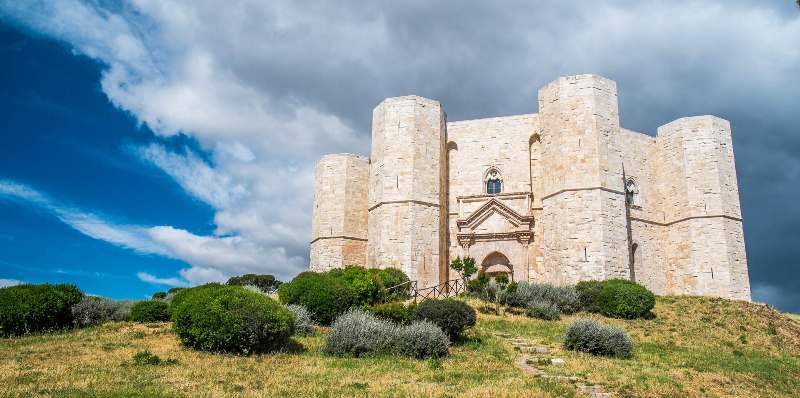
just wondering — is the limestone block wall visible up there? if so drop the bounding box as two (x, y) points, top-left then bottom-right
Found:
(445, 115), (537, 281)
(618, 128), (669, 291)
(446, 114), (537, 209)
(655, 116), (750, 300)
(538, 74), (630, 284)
(367, 96), (447, 288)
(309, 154), (369, 272)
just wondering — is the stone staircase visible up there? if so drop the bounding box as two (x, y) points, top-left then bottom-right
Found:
(495, 332), (613, 398)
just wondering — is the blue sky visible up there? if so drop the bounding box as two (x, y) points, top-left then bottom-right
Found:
(0, 1), (799, 310)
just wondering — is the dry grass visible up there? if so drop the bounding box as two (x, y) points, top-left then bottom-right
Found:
(1, 296), (798, 398)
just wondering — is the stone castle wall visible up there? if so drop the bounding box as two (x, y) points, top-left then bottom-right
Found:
(309, 74), (751, 301)
(309, 154), (369, 272)
(446, 114), (537, 279)
(366, 96), (447, 288)
(538, 75), (630, 285)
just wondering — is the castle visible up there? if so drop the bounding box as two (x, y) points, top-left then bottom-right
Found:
(309, 74), (751, 301)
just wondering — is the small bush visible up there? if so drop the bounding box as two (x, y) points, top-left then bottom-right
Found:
(226, 274), (281, 293)
(172, 284), (294, 354)
(563, 319), (633, 358)
(575, 280), (604, 312)
(324, 309), (398, 357)
(130, 300), (170, 323)
(285, 304), (317, 335)
(371, 268), (411, 302)
(108, 300), (135, 321)
(494, 274), (510, 287)
(467, 271), (490, 295)
(396, 320), (450, 359)
(595, 279), (656, 319)
(168, 283), (222, 315)
(72, 296), (135, 327)
(277, 272), (355, 325)
(0, 283), (83, 337)
(412, 299), (476, 340)
(505, 281), (518, 293)
(329, 265), (380, 307)
(370, 302), (416, 325)
(526, 300), (561, 321)
(151, 292), (167, 300)
(501, 282), (580, 314)
(133, 350), (161, 365)
(324, 310), (448, 359)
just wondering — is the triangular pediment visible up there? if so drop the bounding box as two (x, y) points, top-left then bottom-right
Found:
(457, 198), (533, 233)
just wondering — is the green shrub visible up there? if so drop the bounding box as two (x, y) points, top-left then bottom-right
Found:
(132, 350), (161, 365)
(277, 272), (355, 325)
(72, 296), (135, 327)
(172, 284), (295, 355)
(595, 279), (655, 319)
(168, 283), (221, 315)
(563, 319), (633, 358)
(285, 304), (317, 335)
(0, 283), (83, 337)
(494, 273), (510, 287)
(371, 268), (411, 302)
(130, 300), (170, 323)
(151, 292), (167, 300)
(226, 274), (281, 293)
(370, 302), (416, 325)
(329, 265), (380, 306)
(467, 271), (489, 295)
(501, 282), (580, 314)
(526, 299), (561, 321)
(324, 310), (448, 359)
(412, 299), (476, 340)
(575, 280), (604, 312)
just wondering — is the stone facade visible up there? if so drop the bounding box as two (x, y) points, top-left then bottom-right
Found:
(309, 74), (751, 301)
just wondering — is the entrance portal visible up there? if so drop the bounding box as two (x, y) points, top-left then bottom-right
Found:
(481, 252), (513, 281)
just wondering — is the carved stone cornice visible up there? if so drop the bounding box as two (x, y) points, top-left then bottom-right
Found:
(456, 198), (533, 231)
(456, 231), (533, 246)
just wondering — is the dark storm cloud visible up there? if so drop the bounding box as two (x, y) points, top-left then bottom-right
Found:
(2, 0), (798, 307)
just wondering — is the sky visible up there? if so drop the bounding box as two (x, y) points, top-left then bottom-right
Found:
(0, 1), (798, 310)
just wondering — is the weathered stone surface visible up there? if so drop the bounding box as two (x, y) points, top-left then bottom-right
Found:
(309, 154), (369, 272)
(551, 358), (565, 366)
(309, 73), (751, 301)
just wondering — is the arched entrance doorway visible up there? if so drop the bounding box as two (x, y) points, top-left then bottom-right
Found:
(481, 252), (513, 281)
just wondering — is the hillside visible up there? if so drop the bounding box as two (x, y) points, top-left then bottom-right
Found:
(1, 296), (798, 398)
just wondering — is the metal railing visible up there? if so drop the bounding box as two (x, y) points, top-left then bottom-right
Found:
(384, 279), (467, 303)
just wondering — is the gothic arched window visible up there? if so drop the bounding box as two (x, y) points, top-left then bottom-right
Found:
(486, 168), (503, 194)
(625, 178), (639, 206)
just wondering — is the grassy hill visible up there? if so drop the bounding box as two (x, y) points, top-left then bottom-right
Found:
(1, 296), (798, 397)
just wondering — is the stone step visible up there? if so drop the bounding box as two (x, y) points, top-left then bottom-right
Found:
(577, 386), (603, 393)
(551, 358), (565, 366)
(516, 346), (550, 354)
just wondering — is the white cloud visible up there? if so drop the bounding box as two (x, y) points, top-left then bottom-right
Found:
(1, 179), (169, 256)
(136, 272), (189, 287)
(136, 143), (249, 209)
(0, 279), (22, 288)
(0, 179), (304, 283)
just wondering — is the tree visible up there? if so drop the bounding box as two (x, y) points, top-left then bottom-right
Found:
(226, 274), (282, 293)
(450, 256), (478, 288)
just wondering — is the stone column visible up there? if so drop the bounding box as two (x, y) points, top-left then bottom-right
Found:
(656, 116), (750, 300)
(309, 154), (369, 272)
(538, 74), (630, 285)
(367, 96), (447, 289)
